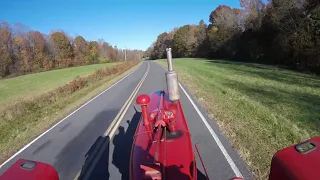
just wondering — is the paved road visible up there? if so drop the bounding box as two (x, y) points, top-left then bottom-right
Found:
(0, 61), (253, 180)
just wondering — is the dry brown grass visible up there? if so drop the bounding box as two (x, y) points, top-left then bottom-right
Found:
(0, 61), (140, 163)
(0, 63), (120, 111)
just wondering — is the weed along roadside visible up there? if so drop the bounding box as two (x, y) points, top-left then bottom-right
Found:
(0, 63), (121, 110)
(156, 58), (320, 179)
(0, 61), (141, 164)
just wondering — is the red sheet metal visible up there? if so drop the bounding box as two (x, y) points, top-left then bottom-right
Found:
(269, 136), (320, 180)
(130, 90), (196, 180)
(0, 159), (59, 180)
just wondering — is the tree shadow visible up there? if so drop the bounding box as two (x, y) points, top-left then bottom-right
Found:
(206, 60), (320, 88)
(207, 59), (272, 70)
(53, 109), (119, 180)
(77, 135), (111, 180)
(197, 169), (208, 180)
(112, 107), (141, 180)
(222, 78), (320, 133)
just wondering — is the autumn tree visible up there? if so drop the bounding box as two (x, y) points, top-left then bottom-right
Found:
(117, 48), (126, 61)
(165, 28), (178, 49)
(86, 41), (99, 64)
(28, 31), (48, 70)
(239, 0), (265, 31)
(195, 20), (208, 57)
(207, 5), (242, 58)
(0, 21), (143, 77)
(12, 35), (33, 73)
(98, 39), (109, 61)
(172, 25), (198, 57)
(50, 31), (74, 67)
(107, 44), (117, 61)
(148, 0), (319, 73)
(0, 22), (12, 77)
(209, 5), (241, 33)
(151, 32), (170, 59)
(145, 44), (154, 58)
(74, 36), (88, 65)
(126, 49), (143, 61)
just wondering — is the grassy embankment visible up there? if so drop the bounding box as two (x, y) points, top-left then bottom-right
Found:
(156, 58), (320, 179)
(0, 61), (141, 163)
(0, 63), (120, 110)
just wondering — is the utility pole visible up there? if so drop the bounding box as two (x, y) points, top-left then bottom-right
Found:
(125, 48), (127, 62)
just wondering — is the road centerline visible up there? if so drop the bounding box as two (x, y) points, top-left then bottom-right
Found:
(0, 62), (143, 169)
(73, 62), (150, 180)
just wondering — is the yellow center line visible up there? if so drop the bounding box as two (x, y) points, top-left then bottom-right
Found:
(103, 62), (149, 138)
(74, 62), (149, 180)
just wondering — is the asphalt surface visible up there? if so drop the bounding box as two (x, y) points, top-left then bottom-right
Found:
(0, 61), (254, 180)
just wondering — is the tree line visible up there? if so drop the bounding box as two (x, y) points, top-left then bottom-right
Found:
(146, 0), (320, 73)
(0, 22), (144, 77)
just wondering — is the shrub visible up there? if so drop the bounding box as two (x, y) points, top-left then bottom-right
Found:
(1, 61), (140, 122)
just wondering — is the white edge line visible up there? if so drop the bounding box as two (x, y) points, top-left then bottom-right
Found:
(0, 63), (142, 169)
(178, 83), (243, 178)
(77, 63), (149, 180)
(154, 62), (243, 178)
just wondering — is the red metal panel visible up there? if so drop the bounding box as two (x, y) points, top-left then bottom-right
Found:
(0, 159), (59, 180)
(131, 91), (196, 180)
(269, 136), (320, 180)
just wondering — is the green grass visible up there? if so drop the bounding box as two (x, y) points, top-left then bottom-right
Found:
(156, 58), (320, 179)
(0, 62), (141, 163)
(0, 63), (120, 109)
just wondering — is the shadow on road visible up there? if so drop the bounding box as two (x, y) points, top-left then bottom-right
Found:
(112, 107), (141, 180)
(69, 105), (207, 180)
(197, 169), (208, 180)
(75, 107), (141, 180)
(112, 106), (207, 180)
(53, 109), (119, 180)
(78, 135), (111, 180)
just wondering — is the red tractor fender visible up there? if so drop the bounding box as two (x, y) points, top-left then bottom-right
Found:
(269, 136), (320, 180)
(0, 159), (59, 180)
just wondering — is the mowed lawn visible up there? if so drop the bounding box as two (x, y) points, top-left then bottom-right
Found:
(156, 58), (320, 179)
(0, 63), (120, 108)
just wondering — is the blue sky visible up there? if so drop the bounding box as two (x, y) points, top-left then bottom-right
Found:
(1, 0), (240, 50)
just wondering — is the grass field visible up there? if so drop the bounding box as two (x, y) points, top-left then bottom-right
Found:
(0, 62), (140, 163)
(156, 58), (320, 179)
(0, 63), (120, 109)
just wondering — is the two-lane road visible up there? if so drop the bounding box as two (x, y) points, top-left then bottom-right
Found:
(0, 61), (253, 180)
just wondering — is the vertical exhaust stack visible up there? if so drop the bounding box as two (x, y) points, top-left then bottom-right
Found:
(165, 48), (180, 102)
